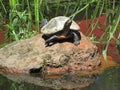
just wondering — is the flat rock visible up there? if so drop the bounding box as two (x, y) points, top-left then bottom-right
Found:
(0, 32), (101, 74)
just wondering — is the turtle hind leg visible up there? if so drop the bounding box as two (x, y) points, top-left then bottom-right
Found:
(71, 31), (81, 45)
(45, 35), (58, 46)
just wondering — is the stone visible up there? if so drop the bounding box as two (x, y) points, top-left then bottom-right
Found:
(0, 32), (101, 74)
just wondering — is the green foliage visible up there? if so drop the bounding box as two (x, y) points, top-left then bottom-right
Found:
(6, 9), (37, 41)
(100, 6), (120, 60)
(34, 0), (39, 31)
(0, 0), (7, 14)
(0, 13), (3, 27)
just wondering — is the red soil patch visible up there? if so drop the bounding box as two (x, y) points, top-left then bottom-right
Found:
(77, 14), (120, 61)
(77, 14), (106, 37)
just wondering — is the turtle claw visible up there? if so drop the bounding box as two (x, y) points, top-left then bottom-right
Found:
(45, 41), (49, 47)
(45, 40), (53, 47)
(71, 31), (81, 46)
(74, 41), (80, 45)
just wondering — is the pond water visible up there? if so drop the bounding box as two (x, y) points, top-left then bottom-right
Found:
(0, 65), (120, 90)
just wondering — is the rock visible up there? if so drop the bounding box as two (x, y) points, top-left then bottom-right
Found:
(0, 32), (101, 74)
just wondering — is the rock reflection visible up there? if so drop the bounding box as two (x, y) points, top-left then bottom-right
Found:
(0, 73), (99, 90)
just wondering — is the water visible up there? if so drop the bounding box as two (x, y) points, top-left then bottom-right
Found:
(82, 66), (120, 90)
(0, 66), (120, 90)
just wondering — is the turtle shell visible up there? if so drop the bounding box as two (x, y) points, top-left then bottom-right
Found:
(41, 16), (80, 35)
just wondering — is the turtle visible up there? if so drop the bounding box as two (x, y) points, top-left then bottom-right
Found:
(41, 16), (81, 46)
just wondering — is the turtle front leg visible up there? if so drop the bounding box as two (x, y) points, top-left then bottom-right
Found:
(45, 35), (58, 46)
(71, 31), (81, 45)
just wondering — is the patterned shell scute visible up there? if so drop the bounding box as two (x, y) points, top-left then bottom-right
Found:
(41, 16), (80, 35)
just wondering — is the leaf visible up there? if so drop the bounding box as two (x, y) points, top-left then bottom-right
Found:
(12, 18), (18, 26)
(102, 50), (107, 61)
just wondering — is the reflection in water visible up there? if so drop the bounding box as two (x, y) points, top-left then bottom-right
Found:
(82, 66), (120, 90)
(0, 73), (98, 90)
(0, 66), (120, 90)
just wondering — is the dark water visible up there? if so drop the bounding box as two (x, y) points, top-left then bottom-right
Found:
(0, 66), (120, 90)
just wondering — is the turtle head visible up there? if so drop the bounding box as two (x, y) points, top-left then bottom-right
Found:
(64, 19), (72, 29)
(40, 19), (48, 27)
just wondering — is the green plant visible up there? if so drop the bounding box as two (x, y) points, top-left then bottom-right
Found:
(6, 9), (37, 41)
(0, 0), (7, 14)
(98, 2), (120, 60)
(103, 12), (120, 60)
(34, 0), (39, 31)
(0, 13), (3, 27)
